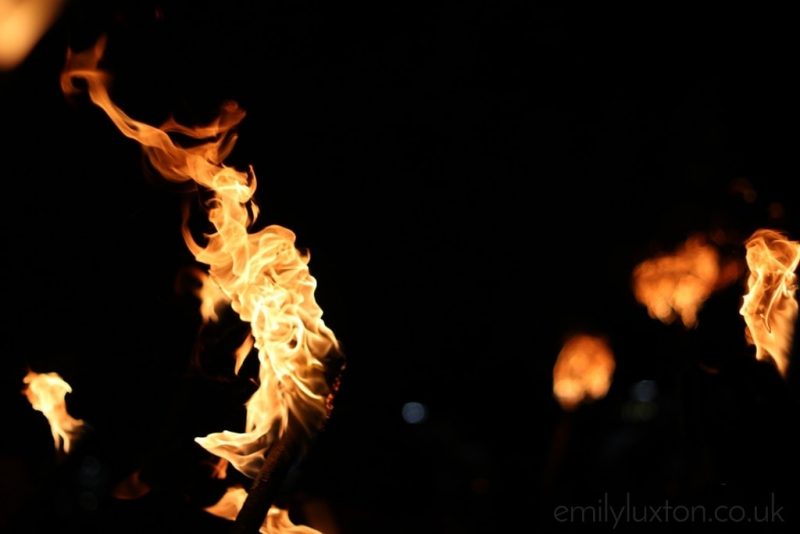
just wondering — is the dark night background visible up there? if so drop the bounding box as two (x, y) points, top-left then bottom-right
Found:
(2, 2), (800, 532)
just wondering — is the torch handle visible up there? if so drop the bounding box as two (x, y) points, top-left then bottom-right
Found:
(230, 427), (300, 534)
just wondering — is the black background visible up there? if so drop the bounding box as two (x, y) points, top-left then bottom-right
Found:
(2, 2), (800, 532)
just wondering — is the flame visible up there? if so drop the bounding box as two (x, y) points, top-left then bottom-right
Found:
(206, 486), (321, 534)
(739, 229), (800, 377)
(211, 457), (229, 480)
(192, 267), (230, 324)
(62, 40), (339, 479)
(553, 335), (615, 411)
(235, 333), (255, 375)
(0, 0), (63, 70)
(633, 235), (732, 327)
(22, 371), (85, 453)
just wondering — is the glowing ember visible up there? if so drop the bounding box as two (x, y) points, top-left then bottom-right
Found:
(62, 39), (340, 481)
(0, 0), (63, 70)
(740, 229), (800, 377)
(22, 371), (85, 453)
(206, 486), (321, 534)
(632, 235), (731, 327)
(552, 335), (615, 411)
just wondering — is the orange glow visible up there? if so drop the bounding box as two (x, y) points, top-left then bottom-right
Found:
(633, 236), (731, 327)
(22, 371), (84, 453)
(206, 486), (321, 534)
(62, 40), (339, 479)
(552, 335), (615, 410)
(0, 0), (63, 70)
(740, 229), (800, 377)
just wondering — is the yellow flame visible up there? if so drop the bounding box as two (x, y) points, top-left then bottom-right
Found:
(206, 486), (321, 534)
(553, 335), (615, 411)
(740, 229), (800, 377)
(22, 371), (85, 453)
(62, 39), (339, 479)
(632, 236), (728, 327)
(0, 0), (63, 70)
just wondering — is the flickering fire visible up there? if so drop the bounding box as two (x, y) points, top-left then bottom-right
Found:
(22, 371), (85, 453)
(553, 335), (615, 410)
(0, 0), (63, 70)
(740, 229), (800, 377)
(62, 39), (339, 482)
(633, 235), (736, 327)
(206, 486), (320, 534)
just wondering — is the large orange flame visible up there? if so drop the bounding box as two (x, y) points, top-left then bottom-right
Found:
(633, 235), (733, 327)
(206, 486), (320, 534)
(22, 371), (85, 453)
(739, 229), (800, 377)
(552, 335), (615, 411)
(61, 39), (339, 478)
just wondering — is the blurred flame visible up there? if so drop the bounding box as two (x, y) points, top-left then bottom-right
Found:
(22, 371), (84, 453)
(0, 0), (63, 70)
(729, 177), (757, 204)
(740, 229), (800, 377)
(112, 470), (152, 500)
(62, 39), (339, 479)
(553, 335), (615, 410)
(633, 236), (733, 327)
(206, 486), (321, 534)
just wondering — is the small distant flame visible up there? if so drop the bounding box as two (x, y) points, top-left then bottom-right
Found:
(206, 486), (321, 534)
(62, 39), (340, 480)
(633, 235), (737, 327)
(0, 0), (63, 70)
(740, 229), (800, 377)
(22, 371), (84, 453)
(553, 335), (615, 411)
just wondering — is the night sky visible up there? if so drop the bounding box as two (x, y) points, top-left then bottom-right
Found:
(2, 3), (800, 532)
